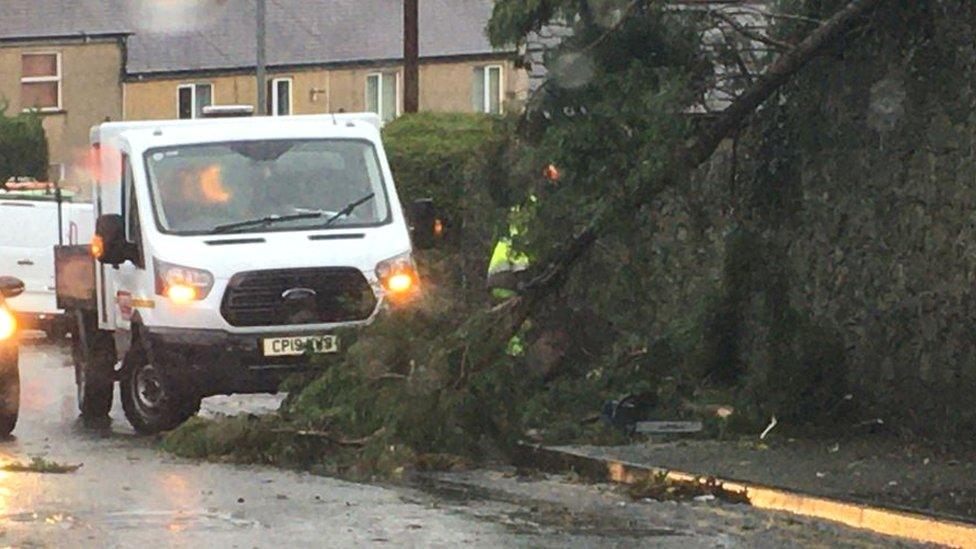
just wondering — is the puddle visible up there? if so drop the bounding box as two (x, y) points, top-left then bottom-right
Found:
(100, 510), (262, 532)
(0, 508), (260, 533)
(411, 475), (682, 539)
(2, 511), (77, 526)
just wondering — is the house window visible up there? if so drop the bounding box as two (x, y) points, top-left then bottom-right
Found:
(365, 72), (399, 124)
(472, 65), (503, 115)
(21, 53), (62, 111)
(177, 83), (213, 119)
(269, 77), (292, 116)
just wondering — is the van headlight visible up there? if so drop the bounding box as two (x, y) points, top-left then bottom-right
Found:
(0, 306), (16, 341)
(375, 252), (419, 299)
(154, 258), (214, 304)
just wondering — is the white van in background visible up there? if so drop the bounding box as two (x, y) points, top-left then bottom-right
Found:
(0, 186), (94, 338)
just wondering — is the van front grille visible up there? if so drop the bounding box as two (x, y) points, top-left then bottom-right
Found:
(221, 268), (377, 327)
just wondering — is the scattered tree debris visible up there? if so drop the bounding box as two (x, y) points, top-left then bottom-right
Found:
(759, 416), (778, 440)
(414, 453), (473, 472)
(627, 472), (749, 505)
(1, 456), (82, 474)
(635, 421), (703, 435)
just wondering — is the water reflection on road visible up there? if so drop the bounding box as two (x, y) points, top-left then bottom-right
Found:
(0, 337), (915, 548)
(0, 337), (507, 547)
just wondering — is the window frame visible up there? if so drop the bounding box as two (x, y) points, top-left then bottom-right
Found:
(176, 83), (214, 119)
(365, 71), (400, 124)
(20, 52), (62, 112)
(121, 153), (145, 269)
(474, 64), (504, 115)
(271, 77), (293, 116)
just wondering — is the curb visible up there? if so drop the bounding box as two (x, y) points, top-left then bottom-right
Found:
(516, 443), (976, 548)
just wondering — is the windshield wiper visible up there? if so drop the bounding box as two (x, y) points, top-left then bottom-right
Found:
(211, 193), (376, 233)
(320, 193), (376, 228)
(212, 212), (324, 234)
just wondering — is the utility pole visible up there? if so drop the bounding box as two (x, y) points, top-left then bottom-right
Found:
(256, 0), (268, 115)
(403, 0), (419, 113)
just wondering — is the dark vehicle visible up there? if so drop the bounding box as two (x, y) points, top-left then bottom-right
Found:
(0, 276), (24, 436)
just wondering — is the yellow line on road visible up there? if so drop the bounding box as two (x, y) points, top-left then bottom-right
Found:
(604, 460), (976, 548)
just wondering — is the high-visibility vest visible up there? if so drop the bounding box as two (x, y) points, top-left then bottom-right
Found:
(487, 196), (537, 277)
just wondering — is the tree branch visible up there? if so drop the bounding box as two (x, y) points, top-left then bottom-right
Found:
(708, 9), (794, 51)
(466, 0), (884, 380)
(719, 30), (756, 84)
(526, 0), (884, 295)
(686, 0), (882, 169)
(723, 7), (824, 25)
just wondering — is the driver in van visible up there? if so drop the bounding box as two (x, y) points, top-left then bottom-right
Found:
(158, 165), (231, 231)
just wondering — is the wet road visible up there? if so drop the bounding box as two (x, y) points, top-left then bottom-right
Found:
(0, 338), (908, 547)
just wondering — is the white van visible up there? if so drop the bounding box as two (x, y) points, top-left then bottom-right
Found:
(0, 188), (94, 338)
(58, 113), (438, 433)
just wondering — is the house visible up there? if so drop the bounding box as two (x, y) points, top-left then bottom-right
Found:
(0, 1), (128, 182)
(0, 0), (526, 182)
(122, 0), (527, 122)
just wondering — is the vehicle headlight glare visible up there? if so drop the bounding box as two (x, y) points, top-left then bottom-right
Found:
(375, 253), (419, 298)
(0, 307), (16, 341)
(154, 258), (214, 302)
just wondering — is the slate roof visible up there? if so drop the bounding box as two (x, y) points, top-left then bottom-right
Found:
(0, 0), (131, 40)
(0, 0), (508, 76)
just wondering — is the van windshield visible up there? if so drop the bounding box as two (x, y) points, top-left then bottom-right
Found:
(144, 139), (390, 234)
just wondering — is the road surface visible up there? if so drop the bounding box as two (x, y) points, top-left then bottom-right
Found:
(0, 337), (910, 547)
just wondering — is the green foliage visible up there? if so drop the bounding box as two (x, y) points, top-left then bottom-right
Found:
(0, 102), (48, 184)
(161, 415), (332, 469)
(382, 113), (512, 287)
(382, 112), (507, 220)
(0, 456), (82, 474)
(487, 0), (563, 47)
(164, 1), (976, 476)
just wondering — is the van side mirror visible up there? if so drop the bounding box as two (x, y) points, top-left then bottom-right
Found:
(94, 214), (133, 266)
(408, 198), (443, 250)
(0, 277), (24, 299)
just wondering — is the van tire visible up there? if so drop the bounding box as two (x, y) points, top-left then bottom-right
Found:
(0, 344), (19, 437)
(72, 311), (115, 420)
(45, 322), (68, 342)
(120, 336), (199, 435)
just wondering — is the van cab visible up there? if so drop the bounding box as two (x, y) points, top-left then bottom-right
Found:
(59, 114), (434, 433)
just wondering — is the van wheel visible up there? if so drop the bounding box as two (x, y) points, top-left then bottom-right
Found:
(45, 322), (68, 342)
(0, 344), (19, 437)
(72, 311), (115, 420)
(120, 338), (199, 435)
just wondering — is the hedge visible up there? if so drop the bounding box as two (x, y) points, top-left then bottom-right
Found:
(0, 102), (48, 185)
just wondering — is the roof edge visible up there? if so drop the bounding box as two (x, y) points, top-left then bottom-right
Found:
(124, 51), (518, 81)
(0, 31), (131, 44)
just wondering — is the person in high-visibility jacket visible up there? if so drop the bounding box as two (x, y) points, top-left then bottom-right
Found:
(486, 198), (535, 300)
(486, 164), (560, 300)
(486, 164), (571, 359)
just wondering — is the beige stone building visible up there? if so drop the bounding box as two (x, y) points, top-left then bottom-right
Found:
(124, 58), (525, 123)
(1, 0), (525, 182)
(0, 37), (125, 180)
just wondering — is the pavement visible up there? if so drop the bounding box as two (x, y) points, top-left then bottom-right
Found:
(0, 336), (920, 547)
(565, 438), (976, 521)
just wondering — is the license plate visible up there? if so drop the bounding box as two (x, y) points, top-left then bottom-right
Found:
(263, 335), (339, 357)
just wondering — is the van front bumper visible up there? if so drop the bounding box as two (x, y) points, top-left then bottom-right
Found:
(144, 327), (343, 397)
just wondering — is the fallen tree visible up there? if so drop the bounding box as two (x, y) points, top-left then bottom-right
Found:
(452, 0), (887, 387)
(164, 0), (893, 471)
